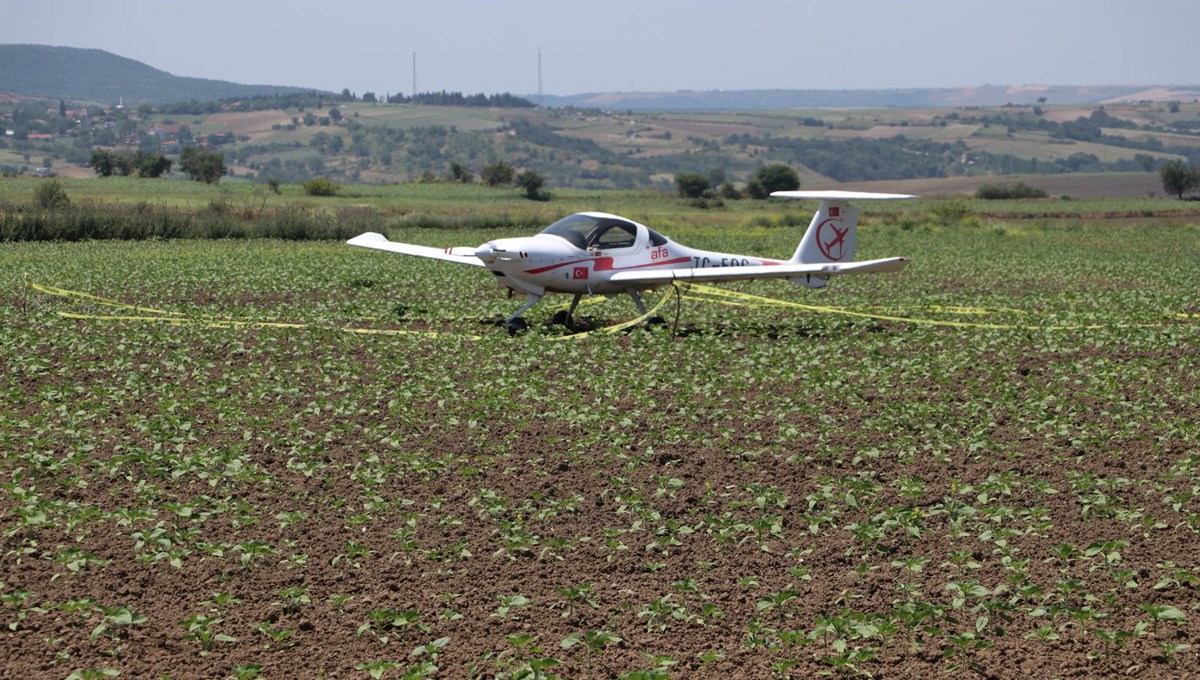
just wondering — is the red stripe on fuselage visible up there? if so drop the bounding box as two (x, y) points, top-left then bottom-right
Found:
(523, 256), (693, 275)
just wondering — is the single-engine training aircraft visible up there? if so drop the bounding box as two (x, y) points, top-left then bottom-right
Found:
(348, 190), (916, 331)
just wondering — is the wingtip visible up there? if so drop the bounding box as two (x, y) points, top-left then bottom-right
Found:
(346, 232), (387, 246)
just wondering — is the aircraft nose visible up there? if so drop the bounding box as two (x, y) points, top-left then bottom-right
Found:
(474, 243), (498, 263)
(476, 240), (525, 263)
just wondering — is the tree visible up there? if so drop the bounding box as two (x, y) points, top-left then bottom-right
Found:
(675, 172), (710, 198)
(515, 170), (548, 201)
(481, 160), (515, 186)
(133, 151), (172, 178)
(447, 161), (473, 183)
(328, 107), (343, 123)
(1160, 160), (1199, 199)
(89, 150), (171, 178)
(754, 164), (801, 195)
(180, 147), (226, 184)
(89, 149), (117, 177)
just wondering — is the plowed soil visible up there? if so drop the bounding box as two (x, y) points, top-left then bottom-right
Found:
(3, 234), (1200, 679)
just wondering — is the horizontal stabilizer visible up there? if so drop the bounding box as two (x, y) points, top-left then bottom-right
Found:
(770, 190), (918, 201)
(608, 257), (911, 285)
(346, 232), (485, 267)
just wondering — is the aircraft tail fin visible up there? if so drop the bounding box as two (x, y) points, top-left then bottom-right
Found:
(772, 191), (916, 288)
(790, 200), (859, 266)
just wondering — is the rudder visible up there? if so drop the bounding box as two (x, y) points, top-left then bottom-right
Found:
(791, 200), (859, 265)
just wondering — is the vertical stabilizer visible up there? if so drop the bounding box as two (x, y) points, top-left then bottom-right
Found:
(791, 200), (859, 265)
(772, 190), (916, 289)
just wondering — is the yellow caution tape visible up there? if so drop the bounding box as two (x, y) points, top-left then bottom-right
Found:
(676, 282), (1190, 331)
(30, 281), (182, 316)
(554, 288), (674, 340)
(29, 279), (1195, 338)
(34, 282), (479, 338)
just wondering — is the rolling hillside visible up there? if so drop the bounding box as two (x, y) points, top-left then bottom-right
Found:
(3, 44), (1198, 194)
(541, 84), (1200, 112)
(0, 44), (317, 105)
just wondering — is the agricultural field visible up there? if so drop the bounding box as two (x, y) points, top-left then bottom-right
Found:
(2, 200), (1200, 678)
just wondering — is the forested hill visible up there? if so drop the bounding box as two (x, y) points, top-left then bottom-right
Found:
(0, 44), (316, 105)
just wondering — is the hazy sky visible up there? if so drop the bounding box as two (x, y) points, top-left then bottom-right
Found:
(4, 0), (1198, 96)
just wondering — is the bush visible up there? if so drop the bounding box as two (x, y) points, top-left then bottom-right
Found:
(32, 180), (70, 209)
(675, 172), (711, 199)
(929, 201), (975, 227)
(744, 179), (768, 200)
(303, 177), (341, 196)
(975, 182), (1049, 200)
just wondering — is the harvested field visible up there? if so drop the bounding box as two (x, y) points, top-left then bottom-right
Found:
(817, 173), (1169, 199)
(206, 111), (296, 140)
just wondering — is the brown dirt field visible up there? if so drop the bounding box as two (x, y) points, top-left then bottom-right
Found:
(814, 173), (1167, 199)
(655, 121), (759, 138)
(207, 111), (295, 140)
(3, 318), (1200, 678)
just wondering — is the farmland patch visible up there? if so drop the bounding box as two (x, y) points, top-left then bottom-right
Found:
(2, 217), (1199, 678)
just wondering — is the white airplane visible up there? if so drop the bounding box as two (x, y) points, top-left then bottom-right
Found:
(347, 190), (916, 331)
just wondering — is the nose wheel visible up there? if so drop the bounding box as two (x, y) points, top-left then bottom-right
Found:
(504, 317), (529, 335)
(502, 293), (543, 334)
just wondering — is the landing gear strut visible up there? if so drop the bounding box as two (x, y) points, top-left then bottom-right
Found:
(504, 293), (542, 334)
(551, 294), (584, 329)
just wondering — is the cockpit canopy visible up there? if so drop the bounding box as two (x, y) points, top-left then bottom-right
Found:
(541, 213), (667, 251)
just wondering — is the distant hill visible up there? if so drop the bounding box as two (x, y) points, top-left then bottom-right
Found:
(0, 44), (319, 105)
(540, 84), (1200, 111)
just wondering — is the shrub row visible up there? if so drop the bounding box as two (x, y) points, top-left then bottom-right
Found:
(975, 182), (1049, 200)
(0, 202), (515, 242)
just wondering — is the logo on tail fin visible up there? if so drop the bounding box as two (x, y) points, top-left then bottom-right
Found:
(816, 219), (849, 261)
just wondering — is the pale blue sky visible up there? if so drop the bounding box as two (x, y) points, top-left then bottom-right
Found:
(4, 0), (1197, 96)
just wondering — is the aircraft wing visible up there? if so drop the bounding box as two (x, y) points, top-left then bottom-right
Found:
(346, 232), (485, 267)
(607, 257), (911, 285)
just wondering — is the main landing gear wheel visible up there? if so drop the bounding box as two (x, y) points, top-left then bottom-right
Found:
(551, 310), (575, 330)
(504, 317), (529, 335)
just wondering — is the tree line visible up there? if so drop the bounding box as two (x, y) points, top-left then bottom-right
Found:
(154, 91), (534, 116)
(89, 147), (226, 183)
